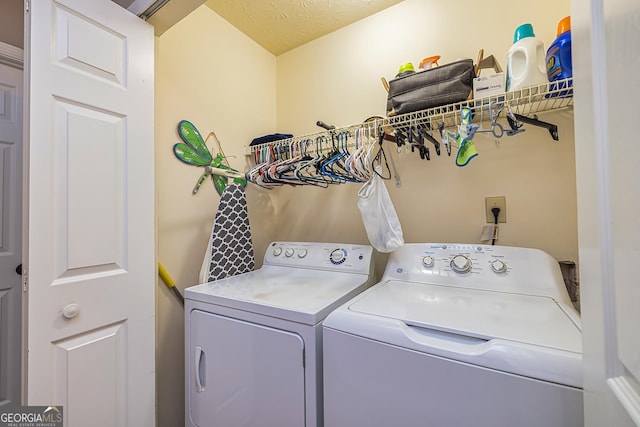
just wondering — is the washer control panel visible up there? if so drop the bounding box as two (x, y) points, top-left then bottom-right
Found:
(409, 244), (510, 276)
(265, 242), (373, 274)
(383, 243), (568, 299)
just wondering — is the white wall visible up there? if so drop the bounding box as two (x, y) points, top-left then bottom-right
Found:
(155, 6), (277, 426)
(274, 0), (576, 278)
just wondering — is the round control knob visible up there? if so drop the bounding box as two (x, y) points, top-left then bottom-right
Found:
(285, 248), (295, 257)
(490, 259), (507, 273)
(297, 249), (308, 258)
(450, 255), (472, 273)
(273, 247), (282, 256)
(330, 249), (346, 265)
(422, 255), (435, 268)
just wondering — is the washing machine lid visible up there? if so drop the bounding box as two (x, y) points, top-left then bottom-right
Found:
(348, 280), (581, 353)
(185, 265), (371, 325)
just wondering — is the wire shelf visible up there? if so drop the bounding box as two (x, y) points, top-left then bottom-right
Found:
(244, 78), (573, 155)
(387, 78), (573, 131)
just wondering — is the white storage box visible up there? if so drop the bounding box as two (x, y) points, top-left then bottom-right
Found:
(473, 72), (505, 99)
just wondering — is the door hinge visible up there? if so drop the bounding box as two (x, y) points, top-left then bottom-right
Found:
(25, 0), (30, 13)
(22, 270), (28, 293)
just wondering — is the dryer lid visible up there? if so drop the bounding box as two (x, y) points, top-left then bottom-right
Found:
(348, 280), (581, 353)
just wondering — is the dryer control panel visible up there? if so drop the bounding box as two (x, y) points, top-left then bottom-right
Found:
(264, 242), (374, 275)
(382, 243), (570, 302)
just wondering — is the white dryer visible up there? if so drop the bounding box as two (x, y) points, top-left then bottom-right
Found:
(185, 241), (374, 427)
(323, 243), (583, 427)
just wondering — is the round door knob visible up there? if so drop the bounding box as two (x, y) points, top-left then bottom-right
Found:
(63, 303), (80, 319)
(450, 255), (472, 273)
(16, 264), (22, 275)
(490, 259), (507, 273)
(422, 256), (435, 268)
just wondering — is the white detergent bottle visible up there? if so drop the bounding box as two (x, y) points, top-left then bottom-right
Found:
(506, 23), (548, 91)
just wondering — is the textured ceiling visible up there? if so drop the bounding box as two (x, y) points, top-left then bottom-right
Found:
(205, 0), (404, 56)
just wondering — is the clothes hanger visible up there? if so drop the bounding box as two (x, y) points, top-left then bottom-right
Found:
(475, 101), (505, 139)
(312, 135), (342, 185)
(351, 127), (375, 181)
(372, 130), (392, 180)
(291, 139), (331, 187)
(334, 131), (362, 182)
(439, 109), (452, 156)
(294, 141), (330, 188)
(321, 131), (358, 183)
(411, 128), (430, 160)
(273, 139), (307, 186)
(346, 128), (370, 182)
(249, 145), (281, 189)
(422, 118), (441, 155)
(511, 112), (559, 140)
(266, 141), (304, 185)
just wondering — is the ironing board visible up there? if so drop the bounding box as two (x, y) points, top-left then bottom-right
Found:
(199, 183), (255, 283)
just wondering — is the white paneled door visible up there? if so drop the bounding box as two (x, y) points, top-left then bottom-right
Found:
(0, 59), (23, 408)
(574, 0), (640, 425)
(25, 1), (154, 426)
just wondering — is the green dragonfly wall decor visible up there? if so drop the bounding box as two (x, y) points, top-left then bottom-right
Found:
(173, 120), (247, 195)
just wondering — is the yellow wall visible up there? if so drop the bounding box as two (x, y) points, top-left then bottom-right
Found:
(155, 6), (277, 426)
(156, 1), (575, 425)
(274, 0), (576, 277)
(0, 0), (23, 48)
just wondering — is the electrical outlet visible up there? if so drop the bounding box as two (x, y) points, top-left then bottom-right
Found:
(485, 196), (507, 223)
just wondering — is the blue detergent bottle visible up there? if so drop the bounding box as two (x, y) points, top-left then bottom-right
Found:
(546, 16), (572, 82)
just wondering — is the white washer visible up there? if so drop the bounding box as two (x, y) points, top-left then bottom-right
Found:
(185, 241), (374, 427)
(323, 243), (583, 427)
